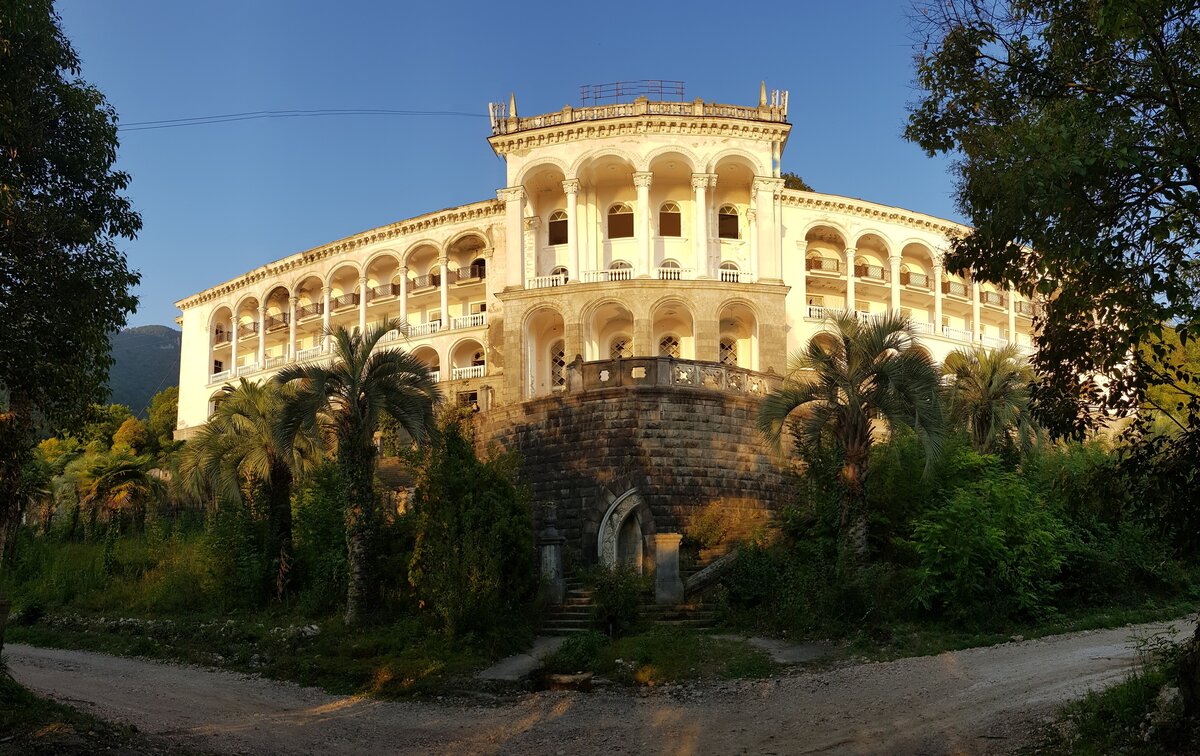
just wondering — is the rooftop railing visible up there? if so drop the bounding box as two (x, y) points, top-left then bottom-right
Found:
(491, 98), (788, 136)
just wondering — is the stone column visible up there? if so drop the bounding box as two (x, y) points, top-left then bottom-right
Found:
(257, 304), (266, 366)
(633, 171), (653, 277)
(889, 254), (902, 312)
(538, 505), (566, 605)
(654, 533), (684, 605)
(752, 177), (784, 281)
(971, 280), (982, 341)
(399, 266), (408, 328)
(321, 286), (332, 351)
(933, 263), (944, 335)
(845, 247), (857, 313)
(691, 174), (710, 278)
(498, 186), (526, 289)
(230, 314), (239, 376)
(287, 296), (297, 360)
(562, 179), (580, 281)
(695, 318), (720, 362)
(747, 207), (759, 279)
(358, 275), (368, 336)
(439, 255), (450, 327)
(1007, 285), (1017, 344)
(633, 316), (654, 357)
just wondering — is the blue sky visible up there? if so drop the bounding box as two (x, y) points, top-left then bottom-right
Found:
(57, 0), (958, 327)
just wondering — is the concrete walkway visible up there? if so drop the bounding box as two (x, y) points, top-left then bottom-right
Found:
(475, 636), (565, 681)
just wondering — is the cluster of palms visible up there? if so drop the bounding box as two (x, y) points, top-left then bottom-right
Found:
(180, 321), (440, 625)
(758, 310), (1037, 564)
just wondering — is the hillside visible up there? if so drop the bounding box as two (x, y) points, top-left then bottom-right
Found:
(108, 325), (181, 415)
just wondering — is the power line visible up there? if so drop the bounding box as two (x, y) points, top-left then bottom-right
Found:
(118, 108), (488, 132)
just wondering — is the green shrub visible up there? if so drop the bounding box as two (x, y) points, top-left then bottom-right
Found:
(291, 463), (349, 616)
(912, 472), (1068, 623)
(543, 629), (607, 674)
(586, 565), (646, 637)
(202, 502), (267, 610)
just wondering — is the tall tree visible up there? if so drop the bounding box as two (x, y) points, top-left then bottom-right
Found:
(178, 380), (318, 600)
(905, 0), (1200, 437)
(277, 322), (439, 626)
(943, 344), (1041, 454)
(757, 311), (945, 563)
(0, 1), (141, 577)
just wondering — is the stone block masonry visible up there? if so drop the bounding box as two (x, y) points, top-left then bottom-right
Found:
(475, 385), (794, 565)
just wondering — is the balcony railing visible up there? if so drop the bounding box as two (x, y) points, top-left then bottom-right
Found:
(941, 325), (974, 342)
(450, 313), (486, 330)
(428, 370), (441, 383)
(806, 305), (833, 319)
(296, 345), (324, 361)
(900, 271), (929, 288)
(213, 331), (231, 346)
(911, 321), (935, 335)
(455, 265), (486, 283)
(370, 283), (400, 300)
(942, 281), (969, 298)
(854, 264), (889, 282)
(407, 321), (441, 337)
(209, 369), (231, 383)
(656, 266), (694, 281)
(451, 364), (486, 380)
(491, 98), (788, 136)
(805, 257), (841, 273)
(265, 314), (289, 331)
(527, 273), (569, 289)
(296, 302), (323, 320)
(1016, 301), (1036, 316)
(980, 334), (1007, 348)
(239, 361), (261, 374)
(583, 269), (633, 283)
(331, 293), (359, 310)
(981, 291), (1006, 307)
(264, 355), (287, 369)
(237, 323), (259, 338)
(410, 274), (440, 290)
(719, 270), (755, 284)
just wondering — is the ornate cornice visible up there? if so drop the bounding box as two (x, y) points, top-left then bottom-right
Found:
(782, 189), (968, 237)
(489, 116), (791, 157)
(175, 199), (504, 311)
(497, 186), (525, 203)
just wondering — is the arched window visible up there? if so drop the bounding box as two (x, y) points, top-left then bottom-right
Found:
(429, 265), (441, 288)
(550, 265), (569, 285)
(548, 210), (568, 246)
(550, 340), (566, 389)
(608, 203), (634, 239)
(609, 260), (633, 281)
(658, 334), (680, 358)
(658, 202), (681, 237)
(718, 204), (739, 239)
(719, 337), (738, 366)
(719, 261), (741, 283)
(658, 259), (681, 281)
(469, 257), (487, 280)
(610, 336), (633, 360)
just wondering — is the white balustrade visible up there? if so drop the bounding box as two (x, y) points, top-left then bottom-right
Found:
(655, 266), (694, 281)
(526, 274), (569, 289)
(209, 369), (231, 383)
(428, 370), (441, 383)
(807, 305), (832, 320)
(264, 356), (287, 369)
(980, 335), (1007, 348)
(719, 270), (755, 284)
(450, 313), (486, 330)
(941, 326), (974, 342)
(911, 321), (935, 335)
(451, 365), (486, 380)
(407, 321), (441, 337)
(296, 346), (324, 361)
(240, 361), (261, 374)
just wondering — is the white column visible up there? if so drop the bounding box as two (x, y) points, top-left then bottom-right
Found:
(358, 276), (368, 337)
(230, 313), (239, 376)
(498, 186), (526, 289)
(971, 280), (982, 341)
(889, 254), (902, 312)
(439, 255), (449, 327)
(633, 171), (653, 277)
(747, 207), (758, 280)
(1007, 285), (1017, 343)
(321, 286), (332, 351)
(933, 263), (944, 334)
(691, 174), (710, 278)
(562, 179), (580, 281)
(845, 247), (857, 312)
(752, 177), (783, 280)
(257, 305), (266, 366)
(287, 296), (297, 360)
(399, 265), (408, 328)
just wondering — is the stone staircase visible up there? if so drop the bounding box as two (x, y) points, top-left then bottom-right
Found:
(540, 573), (720, 635)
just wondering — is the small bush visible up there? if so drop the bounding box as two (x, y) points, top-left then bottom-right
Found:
(587, 565), (646, 637)
(543, 629), (607, 674)
(291, 463), (349, 616)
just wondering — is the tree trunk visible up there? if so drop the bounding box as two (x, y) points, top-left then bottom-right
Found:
(341, 444), (378, 627)
(839, 441), (871, 568)
(268, 462), (294, 601)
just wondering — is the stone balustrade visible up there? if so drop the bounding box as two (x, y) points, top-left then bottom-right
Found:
(563, 356), (781, 399)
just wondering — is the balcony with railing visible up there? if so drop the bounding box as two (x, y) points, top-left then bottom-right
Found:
(719, 269), (755, 284)
(854, 264), (889, 282)
(900, 271), (929, 288)
(450, 313), (486, 330)
(583, 269), (634, 283)
(209, 369), (231, 384)
(911, 321), (935, 335)
(451, 364), (486, 380)
(296, 302), (323, 320)
(941, 280), (969, 298)
(1016, 300), (1036, 316)
(980, 334), (1007, 348)
(264, 355), (287, 370)
(296, 345), (324, 361)
(237, 322), (259, 339)
(406, 321), (441, 338)
(330, 293), (359, 311)
(981, 291), (1006, 308)
(805, 257), (841, 274)
(410, 274), (440, 291)
(428, 370), (441, 383)
(370, 283), (400, 301)
(656, 266), (695, 281)
(265, 314), (289, 331)
(455, 265), (486, 283)
(213, 330), (231, 346)
(527, 273), (569, 289)
(941, 325), (974, 342)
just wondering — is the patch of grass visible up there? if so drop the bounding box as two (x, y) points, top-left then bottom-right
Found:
(542, 627), (776, 685)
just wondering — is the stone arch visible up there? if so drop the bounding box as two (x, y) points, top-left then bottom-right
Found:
(569, 147), (640, 179)
(800, 220), (851, 245)
(596, 488), (653, 572)
(650, 297), (696, 360)
(853, 230), (894, 258)
(325, 260), (362, 288)
(515, 156), (570, 187)
(718, 298), (760, 370)
(582, 298), (635, 361)
(705, 147), (767, 175)
(401, 239), (441, 267)
(524, 305), (567, 398)
(643, 145), (701, 173)
(364, 248), (403, 273)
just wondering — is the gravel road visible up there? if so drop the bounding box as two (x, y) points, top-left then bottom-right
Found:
(6, 618), (1192, 755)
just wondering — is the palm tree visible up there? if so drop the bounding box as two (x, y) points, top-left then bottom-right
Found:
(942, 344), (1040, 454)
(179, 379), (318, 599)
(757, 311), (945, 563)
(75, 446), (164, 534)
(276, 320), (440, 626)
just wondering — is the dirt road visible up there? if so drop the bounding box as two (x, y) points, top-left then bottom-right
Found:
(6, 618), (1192, 755)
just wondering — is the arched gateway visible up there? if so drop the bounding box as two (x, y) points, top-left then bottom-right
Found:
(596, 488), (649, 573)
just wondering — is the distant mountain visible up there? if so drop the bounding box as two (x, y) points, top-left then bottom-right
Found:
(108, 325), (181, 415)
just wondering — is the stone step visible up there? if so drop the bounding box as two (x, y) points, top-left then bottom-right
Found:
(653, 618), (718, 628)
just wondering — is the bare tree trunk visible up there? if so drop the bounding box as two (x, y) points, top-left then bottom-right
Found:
(341, 444), (378, 627)
(839, 441), (871, 567)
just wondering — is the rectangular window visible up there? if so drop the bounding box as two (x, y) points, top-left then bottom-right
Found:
(548, 217), (568, 245)
(608, 212), (634, 239)
(456, 390), (479, 409)
(659, 210), (681, 237)
(469, 301), (486, 315)
(807, 294), (825, 307)
(213, 360), (223, 373)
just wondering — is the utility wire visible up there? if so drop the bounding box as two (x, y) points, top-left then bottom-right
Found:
(118, 108), (488, 132)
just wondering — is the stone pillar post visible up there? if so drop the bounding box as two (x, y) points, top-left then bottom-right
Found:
(747, 207), (758, 280)
(498, 186), (526, 289)
(691, 174), (710, 278)
(971, 280), (981, 342)
(633, 171), (653, 277)
(752, 177), (784, 281)
(562, 179), (580, 281)
(845, 247), (857, 313)
(257, 305), (266, 366)
(633, 316), (654, 357)
(230, 314), (239, 376)
(287, 296), (297, 360)
(399, 266), (408, 328)
(538, 505), (566, 605)
(654, 533), (684, 605)
(321, 286), (332, 351)
(1007, 286), (1017, 344)
(933, 263), (944, 335)
(695, 318), (720, 362)
(439, 256), (450, 327)
(889, 254), (902, 313)
(358, 275), (368, 337)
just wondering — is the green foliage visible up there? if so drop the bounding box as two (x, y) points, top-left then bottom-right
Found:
(81, 404), (134, 448)
(912, 472), (1068, 623)
(942, 345), (1039, 455)
(111, 417), (148, 452)
(407, 419), (535, 638)
(202, 502), (268, 610)
(541, 628), (775, 684)
(543, 629), (608, 673)
(585, 565), (648, 638)
(146, 385), (180, 455)
(291, 463), (349, 616)
(781, 171), (813, 191)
